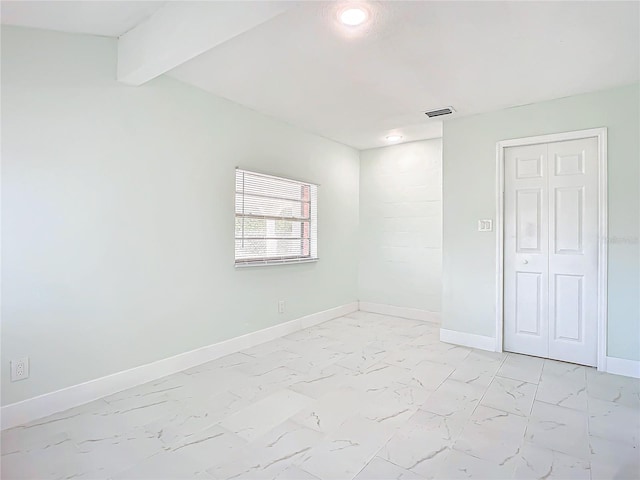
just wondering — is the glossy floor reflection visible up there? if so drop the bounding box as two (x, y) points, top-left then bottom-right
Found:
(2, 311), (639, 479)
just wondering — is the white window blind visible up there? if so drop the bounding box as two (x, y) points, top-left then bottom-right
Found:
(235, 168), (318, 266)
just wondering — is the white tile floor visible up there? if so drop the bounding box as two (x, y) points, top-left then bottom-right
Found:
(2, 311), (639, 479)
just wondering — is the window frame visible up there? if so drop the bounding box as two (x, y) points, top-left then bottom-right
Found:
(234, 168), (318, 267)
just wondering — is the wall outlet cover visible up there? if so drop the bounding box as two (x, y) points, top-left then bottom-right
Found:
(10, 357), (30, 382)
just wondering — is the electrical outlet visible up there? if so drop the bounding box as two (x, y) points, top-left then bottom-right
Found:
(10, 357), (29, 382)
(278, 300), (285, 314)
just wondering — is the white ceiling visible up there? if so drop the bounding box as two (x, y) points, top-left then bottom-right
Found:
(1, 1), (164, 37)
(2, 1), (639, 150)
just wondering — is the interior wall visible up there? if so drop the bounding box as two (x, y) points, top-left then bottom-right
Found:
(358, 140), (442, 313)
(442, 83), (640, 361)
(1, 26), (360, 406)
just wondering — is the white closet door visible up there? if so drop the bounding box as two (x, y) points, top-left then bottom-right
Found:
(548, 138), (599, 366)
(503, 138), (599, 367)
(504, 144), (550, 358)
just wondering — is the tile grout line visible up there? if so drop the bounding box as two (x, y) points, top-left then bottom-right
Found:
(418, 348), (511, 476)
(466, 351), (510, 419)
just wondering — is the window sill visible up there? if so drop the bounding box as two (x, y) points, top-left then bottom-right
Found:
(235, 258), (319, 268)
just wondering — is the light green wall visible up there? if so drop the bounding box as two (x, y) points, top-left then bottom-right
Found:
(1, 27), (360, 406)
(442, 83), (640, 361)
(359, 140), (442, 312)
(4, 26), (637, 409)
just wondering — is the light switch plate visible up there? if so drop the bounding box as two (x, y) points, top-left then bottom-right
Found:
(478, 219), (493, 232)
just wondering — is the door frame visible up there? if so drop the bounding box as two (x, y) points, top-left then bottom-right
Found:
(495, 127), (608, 370)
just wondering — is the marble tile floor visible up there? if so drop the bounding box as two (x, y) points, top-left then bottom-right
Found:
(2, 311), (639, 480)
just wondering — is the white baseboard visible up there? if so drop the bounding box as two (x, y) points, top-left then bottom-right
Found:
(358, 301), (440, 324)
(439, 328), (497, 352)
(438, 329), (640, 379)
(1, 302), (358, 431)
(605, 356), (640, 378)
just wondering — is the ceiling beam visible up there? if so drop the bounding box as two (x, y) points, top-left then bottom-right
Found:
(117, 2), (296, 86)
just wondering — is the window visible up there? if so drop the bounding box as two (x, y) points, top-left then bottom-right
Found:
(235, 168), (318, 266)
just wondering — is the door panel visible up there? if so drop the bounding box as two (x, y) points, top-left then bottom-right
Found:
(555, 151), (585, 176)
(548, 138), (598, 366)
(504, 137), (598, 367)
(516, 189), (543, 252)
(554, 186), (584, 254)
(553, 274), (583, 342)
(504, 144), (549, 358)
(515, 272), (543, 336)
(516, 155), (543, 179)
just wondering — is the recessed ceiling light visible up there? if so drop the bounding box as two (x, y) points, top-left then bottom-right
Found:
(339, 7), (368, 26)
(386, 135), (403, 142)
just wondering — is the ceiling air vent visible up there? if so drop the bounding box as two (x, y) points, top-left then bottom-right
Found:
(425, 107), (455, 118)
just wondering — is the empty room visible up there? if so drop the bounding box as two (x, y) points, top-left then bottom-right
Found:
(1, 1), (639, 479)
